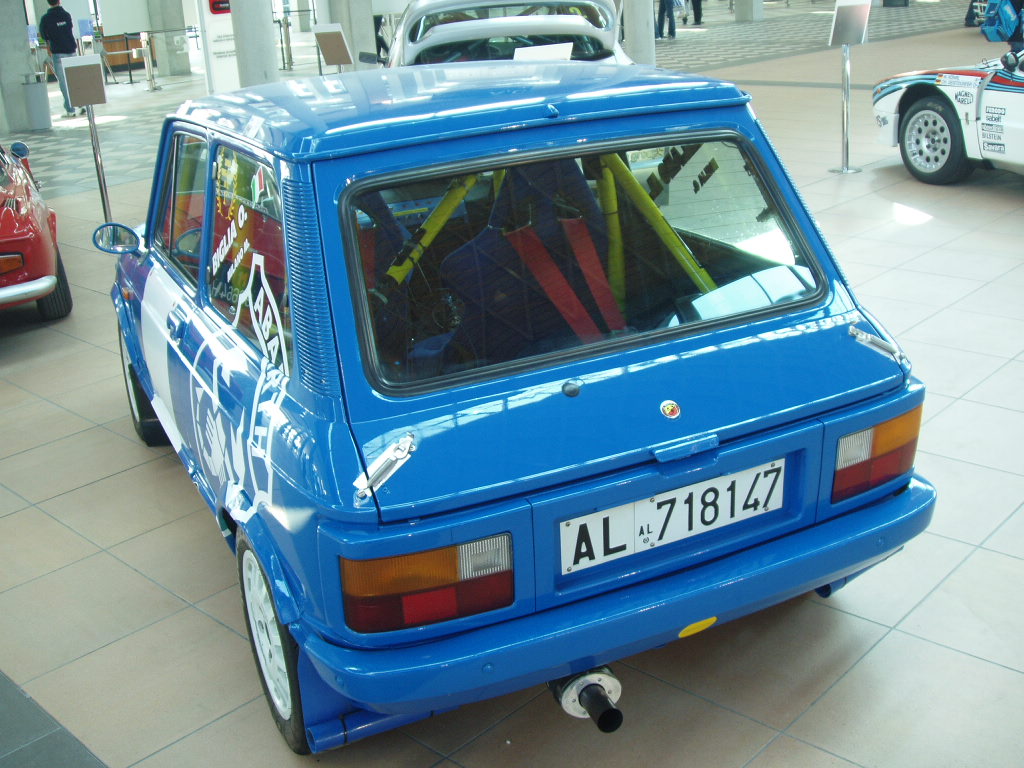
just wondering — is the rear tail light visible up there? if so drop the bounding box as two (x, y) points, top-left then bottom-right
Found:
(341, 533), (513, 633)
(832, 405), (922, 503)
(0, 254), (24, 274)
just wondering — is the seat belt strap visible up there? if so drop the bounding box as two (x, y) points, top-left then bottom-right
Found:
(560, 218), (626, 332)
(505, 226), (603, 343)
(358, 227), (377, 290)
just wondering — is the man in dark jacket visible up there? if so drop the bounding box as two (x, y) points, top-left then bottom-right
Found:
(38, 0), (80, 118)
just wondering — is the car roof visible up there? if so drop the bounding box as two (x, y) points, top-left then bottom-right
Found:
(173, 62), (749, 162)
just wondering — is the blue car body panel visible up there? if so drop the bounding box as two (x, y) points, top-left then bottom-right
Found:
(107, 62), (935, 752)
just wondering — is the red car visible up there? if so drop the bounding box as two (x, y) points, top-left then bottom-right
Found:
(0, 142), (72, 320)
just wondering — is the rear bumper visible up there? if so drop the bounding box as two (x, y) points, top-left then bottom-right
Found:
(299, 476), (934, 715)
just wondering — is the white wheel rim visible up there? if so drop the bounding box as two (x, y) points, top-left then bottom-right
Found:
(119, 335), (142, 422)
(905, 109), (951, 174)
(242, 549), (293, 720)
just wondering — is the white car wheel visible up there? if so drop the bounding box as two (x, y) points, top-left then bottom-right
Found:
(899, 97), (973, 184)
(237, 534), (309, 754)
(242, 548), (293, 720)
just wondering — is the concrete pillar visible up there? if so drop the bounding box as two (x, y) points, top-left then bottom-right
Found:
(622, 0), (655, 66)
(148, 0), (191, 76)
(228, 0), (280, 86)
(31, 0), (48, 26)
(296, 0), (312, 33)
(0, 0), (39, 132)
(323, 0), (375, 70)
(734, 0), (765, 22)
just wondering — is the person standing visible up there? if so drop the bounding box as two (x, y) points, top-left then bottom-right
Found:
(691, 0), (703, 25)
(656, 0), (676, 38)
(38, 0), (81, 119)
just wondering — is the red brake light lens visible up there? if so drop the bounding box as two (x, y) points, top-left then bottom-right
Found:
(341, 534), (513, 633)
(832, 406), (922, 503)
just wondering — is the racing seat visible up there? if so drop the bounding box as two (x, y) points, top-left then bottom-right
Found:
(440, 158), (624, 368)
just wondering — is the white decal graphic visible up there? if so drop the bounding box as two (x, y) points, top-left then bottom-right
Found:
(212, 204), (250, 278)
(953, 89), (974, 105)
(936, 74), (982, 89)
(233, 251), (290, 376)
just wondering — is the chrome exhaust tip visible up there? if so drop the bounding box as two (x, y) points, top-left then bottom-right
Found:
(548, 665), (623, 733)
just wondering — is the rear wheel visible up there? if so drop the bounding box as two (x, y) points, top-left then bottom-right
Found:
(238, 533), (309, 755)
(36, 252), (73, 320)
(118, 330), (169, 446)
(899, 97), (974, 185)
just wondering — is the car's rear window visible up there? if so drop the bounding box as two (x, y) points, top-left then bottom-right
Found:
(413, 34), (610, 63)
(348, 140), (819, 387)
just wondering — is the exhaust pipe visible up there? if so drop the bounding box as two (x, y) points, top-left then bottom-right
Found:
(548, 665), (623, 733)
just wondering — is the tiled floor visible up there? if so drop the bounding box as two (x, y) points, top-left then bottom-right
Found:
(3, 7), (1024, 768)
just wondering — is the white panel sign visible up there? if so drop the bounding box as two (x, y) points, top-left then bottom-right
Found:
(195, 0), (239, 94)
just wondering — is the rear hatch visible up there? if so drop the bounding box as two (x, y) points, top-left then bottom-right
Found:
(331, 133), (906, 605)
(343, 305), (903, 523)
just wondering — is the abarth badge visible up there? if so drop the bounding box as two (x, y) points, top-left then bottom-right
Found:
(660, 400), (681, 419)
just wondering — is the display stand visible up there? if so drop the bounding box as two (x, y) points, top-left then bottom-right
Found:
(828, 0), (871, 174)
(314, 23), (353, 72)
(63, 55), (112, 221)
(132, 36), (160, 92)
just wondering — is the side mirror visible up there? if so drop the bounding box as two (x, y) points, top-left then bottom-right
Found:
(358, 51), (386, 65)
(94, 222), (141, 254)
(9, 141), (29, 160)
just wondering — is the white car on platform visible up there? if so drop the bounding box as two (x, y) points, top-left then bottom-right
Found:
(381, 0), (630, 66)
(873, 55), (1024, 184)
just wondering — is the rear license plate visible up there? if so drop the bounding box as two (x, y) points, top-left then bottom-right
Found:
(560, 459), (785, 574)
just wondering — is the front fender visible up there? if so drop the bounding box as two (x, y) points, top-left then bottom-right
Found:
(885, 82), (981, 159)
(873, 87), (905, 147)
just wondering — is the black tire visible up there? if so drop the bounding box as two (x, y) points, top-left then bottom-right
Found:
(899, 97), (974, 185)
(36, 252), (73, 320)
(118, 330), (170, 446)
(237, 532), (310, 755)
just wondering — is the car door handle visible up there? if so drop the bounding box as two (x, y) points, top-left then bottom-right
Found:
(650, 432), (719, 463)
(166, 306), (188, 344)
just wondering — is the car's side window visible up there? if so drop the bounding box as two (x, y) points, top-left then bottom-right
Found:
(206, 146), (291, 374)
(153, 133), (209, 285)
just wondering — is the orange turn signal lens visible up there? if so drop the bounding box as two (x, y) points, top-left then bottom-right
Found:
(341, 547), (459, 599)
(0, 253), (24, 275)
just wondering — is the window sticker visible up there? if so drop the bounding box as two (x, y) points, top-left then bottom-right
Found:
(208, 147), (290, 372)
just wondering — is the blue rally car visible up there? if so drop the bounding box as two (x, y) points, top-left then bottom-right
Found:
(95, 62), (935, 754)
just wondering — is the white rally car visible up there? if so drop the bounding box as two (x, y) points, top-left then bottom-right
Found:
(873, 57), (1024, 184)
(382, 0), (631, 66)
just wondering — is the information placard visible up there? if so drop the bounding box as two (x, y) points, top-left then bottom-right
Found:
(314, 24), (353, 67)
(64, 54), (106, 107)
(829, 0), (871, 47)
